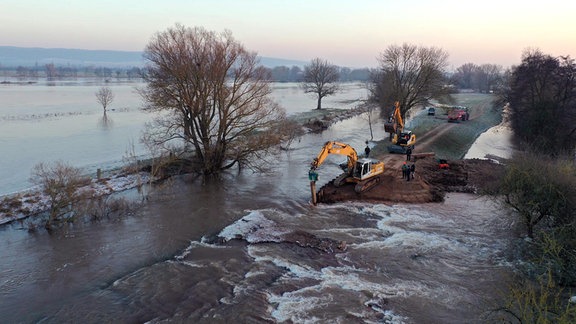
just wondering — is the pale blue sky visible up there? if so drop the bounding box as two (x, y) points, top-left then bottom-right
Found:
(3, 0), (575, 68)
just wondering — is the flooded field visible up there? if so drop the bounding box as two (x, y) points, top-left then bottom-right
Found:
(0, 80), (367, 195)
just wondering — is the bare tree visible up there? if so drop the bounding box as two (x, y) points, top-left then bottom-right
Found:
(451, 63), (504, 93)
(140, 24), (291, 175)
(45, 63), (57, 80)
(95, 86), (114, 113)
(452, 62), (478, 89)
(30, 161), (89, 229)
(371, 43), (450, 120)
(475, 64), (503, 93)
(301, 58), (340, 109)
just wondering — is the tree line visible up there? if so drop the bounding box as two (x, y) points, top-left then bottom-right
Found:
(481, 49), (576, 321)
(0, 64), (145, 80)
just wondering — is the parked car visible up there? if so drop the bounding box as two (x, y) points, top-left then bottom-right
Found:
(427, 107), (435, 116)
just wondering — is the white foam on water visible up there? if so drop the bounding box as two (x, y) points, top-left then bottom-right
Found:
(177, 239), (229, 260)
(248, 242), (437, 323)
(199, 196), (512, 323)
(361, 300), (409, 324)
(265, 264), (433, 323)
(176, 260), (205, 268)
(218, 209), (291, 243)
(319, 203), (461, 253)
(313, 227), (385, 243)
(248, 245), (318, 280)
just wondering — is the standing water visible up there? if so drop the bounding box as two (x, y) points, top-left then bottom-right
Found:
(0, 80), (367, 196)
(0, 81), (515, 323)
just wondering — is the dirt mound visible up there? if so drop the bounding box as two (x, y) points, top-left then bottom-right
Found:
(316, 155), (504, 204)
(417, 157), (505, 196)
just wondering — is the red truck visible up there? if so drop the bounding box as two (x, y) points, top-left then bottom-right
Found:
(448, 107), (469, 122)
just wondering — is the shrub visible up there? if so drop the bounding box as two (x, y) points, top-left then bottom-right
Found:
(494, 271), (576, 323)
(496, 153), (576, 239)
(30, 161), (89, 229)
(493, 152), (576, 285)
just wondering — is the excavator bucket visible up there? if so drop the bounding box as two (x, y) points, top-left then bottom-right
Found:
(384, 120), (397, 134)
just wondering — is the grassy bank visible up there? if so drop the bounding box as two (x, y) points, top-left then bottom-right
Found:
(375, 93), (502, 160)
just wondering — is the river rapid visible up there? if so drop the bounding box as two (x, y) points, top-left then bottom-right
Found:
(0, 81), (516, 323)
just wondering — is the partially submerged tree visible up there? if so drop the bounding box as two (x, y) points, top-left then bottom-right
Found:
(301, 58), (340, 109)
(30, 161), (89, 229)
(140, 24), (290, 175)
(95, 86), (114, 113)
(371, 43), (450, 120)
(491, 152), (576, 285)
(495, 154), (576, 238)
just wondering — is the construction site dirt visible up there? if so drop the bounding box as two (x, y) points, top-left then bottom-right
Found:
(317, 155), (504, 204)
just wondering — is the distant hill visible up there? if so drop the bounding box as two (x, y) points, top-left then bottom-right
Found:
(0, 46), (306, 68)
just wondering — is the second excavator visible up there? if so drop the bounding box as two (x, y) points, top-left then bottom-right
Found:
(309, 141), (384, 193)
(384, 101), (416, 153)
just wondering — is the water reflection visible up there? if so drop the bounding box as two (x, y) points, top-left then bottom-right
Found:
(98, 112), (114, 129)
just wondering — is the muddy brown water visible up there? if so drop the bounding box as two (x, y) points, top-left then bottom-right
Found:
(0, 115), (517, 323)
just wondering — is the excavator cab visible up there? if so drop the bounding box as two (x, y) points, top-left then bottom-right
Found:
(353, 158), (373, 180)
(396, 131), (412, 145)
(391, 130), (416, 149)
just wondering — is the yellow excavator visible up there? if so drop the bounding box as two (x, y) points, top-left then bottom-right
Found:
(309, 141), (384, 193)
(384, 101), (416, 153)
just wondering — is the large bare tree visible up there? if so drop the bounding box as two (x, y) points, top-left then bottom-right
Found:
(140, 24), (289, 175)
(301, 58), (340, 109)
(371, 43), (450, 120)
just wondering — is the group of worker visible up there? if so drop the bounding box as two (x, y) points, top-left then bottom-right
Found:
(403, 147), (415, 181)
(402, 161), (416, 181)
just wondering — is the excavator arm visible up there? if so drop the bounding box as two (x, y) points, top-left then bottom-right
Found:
(384, 101), (404, 134)
(310, 141), (358, 173)
(393, 101), (404, 131)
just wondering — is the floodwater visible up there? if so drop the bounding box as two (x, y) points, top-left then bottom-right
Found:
(0, 80), (367, 196)
(0, 80), (516, 323)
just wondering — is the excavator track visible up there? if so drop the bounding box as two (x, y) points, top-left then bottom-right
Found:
(354, 176), (381, 193)
(333, 173), (349, 187)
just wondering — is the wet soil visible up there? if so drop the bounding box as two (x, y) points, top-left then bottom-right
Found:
(317, 155), (504, 204)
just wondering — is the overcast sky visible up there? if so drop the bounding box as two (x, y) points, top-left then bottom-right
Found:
(3, 0), (575, 69)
